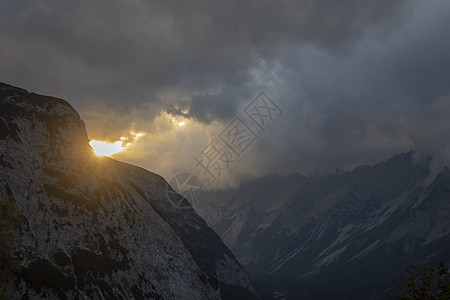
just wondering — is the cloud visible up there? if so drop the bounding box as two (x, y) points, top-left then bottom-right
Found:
(1, 0), (450, 186)
(0, 0), (415, 108)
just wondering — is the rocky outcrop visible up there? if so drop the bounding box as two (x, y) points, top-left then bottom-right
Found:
(0, 82), (258, 299)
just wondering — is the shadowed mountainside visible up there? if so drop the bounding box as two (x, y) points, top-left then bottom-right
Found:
(196, 152), (450, 299)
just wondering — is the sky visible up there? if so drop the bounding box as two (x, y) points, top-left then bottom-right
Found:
(1, 0), (450, 189)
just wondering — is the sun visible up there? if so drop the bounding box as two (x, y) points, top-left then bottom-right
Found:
(88, 132), (145, 157)
(89, 140), (123, 156)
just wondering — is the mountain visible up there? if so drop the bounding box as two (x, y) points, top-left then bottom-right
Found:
(195, 152), (450, 299)
(0, 82), (258, 299)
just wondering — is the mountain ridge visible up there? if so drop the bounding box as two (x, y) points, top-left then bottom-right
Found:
(195, 151), (450, 299)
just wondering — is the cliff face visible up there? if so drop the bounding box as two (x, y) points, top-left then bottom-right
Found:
(0, 82), (257, 299)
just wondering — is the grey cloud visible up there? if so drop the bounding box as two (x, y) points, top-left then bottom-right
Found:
(0, 0), (415, 109)
(1, 0), (449, 184)
(235, 1), (450, 179)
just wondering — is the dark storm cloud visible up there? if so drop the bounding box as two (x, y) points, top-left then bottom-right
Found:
(0, 0), (414, 115)
(1, 0), (449, 182)
(242, 0), (450, 178)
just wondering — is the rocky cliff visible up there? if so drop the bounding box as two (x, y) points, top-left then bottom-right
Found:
(0, 82), (258, 299)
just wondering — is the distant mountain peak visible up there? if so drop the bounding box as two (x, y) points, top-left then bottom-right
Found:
(195, 149), (448, 299)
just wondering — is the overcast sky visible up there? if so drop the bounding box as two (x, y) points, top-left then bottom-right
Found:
(1, 0), (450, 188)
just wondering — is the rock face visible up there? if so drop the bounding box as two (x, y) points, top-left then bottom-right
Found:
(195, 152), (450, 299)
(0, 82), (258, 299)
